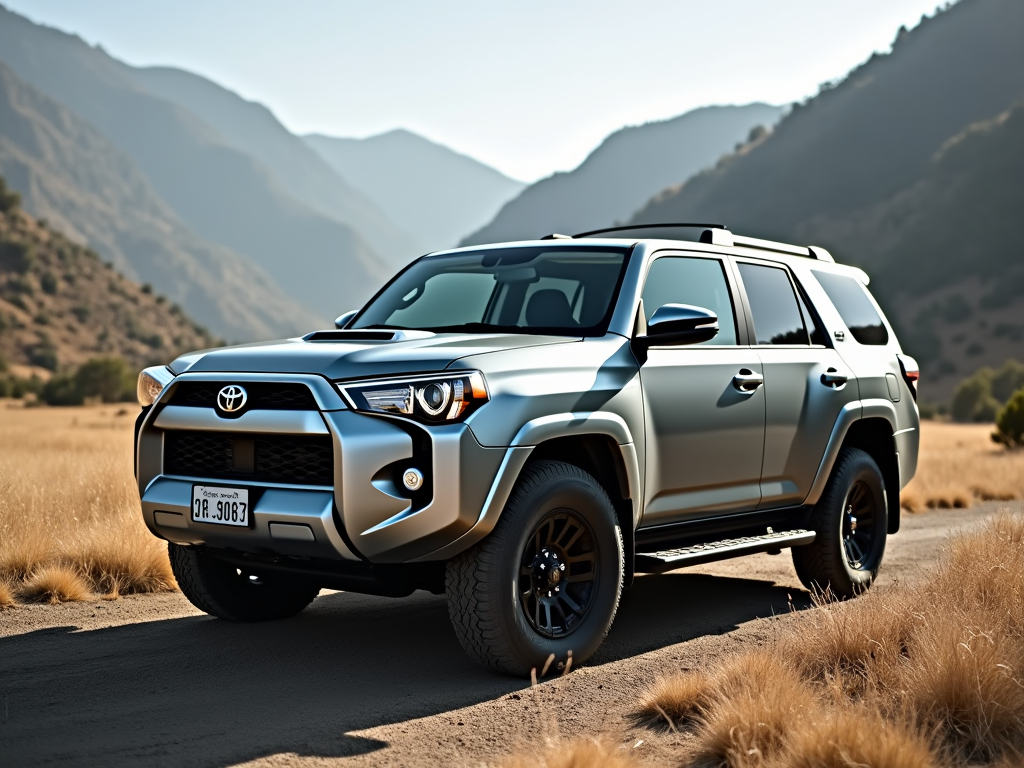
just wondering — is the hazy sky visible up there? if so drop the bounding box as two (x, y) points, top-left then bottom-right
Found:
(6, 0), (946, 181)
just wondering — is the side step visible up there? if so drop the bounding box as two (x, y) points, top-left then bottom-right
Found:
(634, 529), (816, 574)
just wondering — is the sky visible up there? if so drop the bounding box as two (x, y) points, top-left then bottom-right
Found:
(5, 0), (947, 182)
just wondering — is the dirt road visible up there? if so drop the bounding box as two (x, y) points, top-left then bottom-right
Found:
(0, 505), (1011, 767)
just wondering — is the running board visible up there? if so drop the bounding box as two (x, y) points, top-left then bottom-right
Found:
(634, 529), (816, 574)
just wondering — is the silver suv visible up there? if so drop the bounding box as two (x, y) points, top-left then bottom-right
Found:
(134, 224), (920, 675)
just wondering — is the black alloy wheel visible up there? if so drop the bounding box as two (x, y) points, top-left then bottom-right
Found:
(519, 510), (599, 638)
(792, 447), (888, 599)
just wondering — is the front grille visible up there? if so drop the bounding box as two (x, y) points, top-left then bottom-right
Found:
(168, 382), (316, 410)
(164, 431), (334, 485)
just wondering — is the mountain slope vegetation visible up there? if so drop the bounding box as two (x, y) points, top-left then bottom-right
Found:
(461, 104), (782, 246)
(305, 129), (525, 252)
(0, 62), (317, 340)
(0, 176), (215, 375)
(632, 0), (1024, 399)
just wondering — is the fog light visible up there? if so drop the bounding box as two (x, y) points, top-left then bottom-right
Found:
(402, 468), (424, 492)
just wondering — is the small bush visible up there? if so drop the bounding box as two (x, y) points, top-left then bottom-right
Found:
(992, 360), (1024, 403)
(75, 357), (136, 402)
(952, 369), (1000, 422)
(0, 175), (21, 212)
(40, 372), (84, 406)
(40, 271), (59, 295)
(0, 240), (37, 273)
(70, 305), (90, 323)
(28, 339), (59, 371)
(993, 388), (1024, 448)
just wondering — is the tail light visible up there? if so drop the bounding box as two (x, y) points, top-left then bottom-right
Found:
(897, 355), (919, 401)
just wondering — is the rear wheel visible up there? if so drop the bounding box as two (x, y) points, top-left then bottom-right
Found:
(169, 544), (320, 621)
(446, 461), (623, 676)
(792, 447), (888, 599)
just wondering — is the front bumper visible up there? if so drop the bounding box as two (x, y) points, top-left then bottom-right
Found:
(137, 373), (506, 563)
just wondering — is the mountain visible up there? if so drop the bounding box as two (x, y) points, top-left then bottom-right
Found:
(0, 5), (398, 322)
(0, 176), (217, 373)
(305, 129), (525, 252)
(630, 0), (1024, 401)
(0, 62), (318, 340)
(460, 104), (783, 246)
(131, 66), (416, 264)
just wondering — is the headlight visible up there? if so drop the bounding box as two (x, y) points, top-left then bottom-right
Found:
(137, 366), (175, 406)
(338, 371), (488, 423)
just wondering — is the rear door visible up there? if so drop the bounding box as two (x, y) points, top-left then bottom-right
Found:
(638, 253), (766, 527)
(733, 260), (859, 509)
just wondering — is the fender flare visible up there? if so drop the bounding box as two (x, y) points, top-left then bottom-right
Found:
(410, 411), (641, 561)
(804, 398), (898, 507)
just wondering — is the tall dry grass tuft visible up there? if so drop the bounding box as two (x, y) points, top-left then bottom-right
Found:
(0, 579), (15, 609)
(902, 422), (1024, 511)
(635, 512), (1024, 767)
(635, 670), (711, 729)
(19, 564), (92, 604)
(691, 651), (821, 767)
(500, 737), (639, 768)
(0, 404), (174, 602)
(784, 707), (936, 768)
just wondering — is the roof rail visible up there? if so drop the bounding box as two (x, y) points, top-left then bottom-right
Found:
(571, 222), (726, 238)
(551, 222), (835, 262)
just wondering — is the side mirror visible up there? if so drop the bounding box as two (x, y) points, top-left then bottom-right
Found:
(635, 304), (719, 349)
(334, 310), (358, 329)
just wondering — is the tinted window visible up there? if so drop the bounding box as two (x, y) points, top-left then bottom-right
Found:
(814, 271), (889, 345)
(353, 246), (627, 335)
(794, 283), (827, 345)
(641, 256), (737, 345)
(737, 262), (810, 345)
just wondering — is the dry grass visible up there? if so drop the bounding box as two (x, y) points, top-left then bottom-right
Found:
(500, 737), (639, 768)
(636, 670), (711, 728)
(0, 402), (175, 606)
(637, 512), (1024, 767)
(0, 578), (15, 609)
(902, 422), (1024, 511)
(18, 564), (92, 604)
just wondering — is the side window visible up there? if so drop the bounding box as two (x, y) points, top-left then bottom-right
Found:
(813, 271), (889, 345)
(794, 283), (827, 345)
(641, 256), (738, 345)
(737, 262), (810, 345)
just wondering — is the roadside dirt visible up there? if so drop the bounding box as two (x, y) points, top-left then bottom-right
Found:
(1, 503), (1014, 767)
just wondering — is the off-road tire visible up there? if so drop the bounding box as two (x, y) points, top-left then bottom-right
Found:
(169, 543), (320, 621)
(792, 447), (888, 599)
(445, 460), (624, 676)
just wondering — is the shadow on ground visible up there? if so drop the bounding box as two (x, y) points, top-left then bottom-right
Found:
(0, 573), (808, 766)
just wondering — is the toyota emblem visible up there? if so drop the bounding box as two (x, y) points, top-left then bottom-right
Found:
(217, 385), (248, 413)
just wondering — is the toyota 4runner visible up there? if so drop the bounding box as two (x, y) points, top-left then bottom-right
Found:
(135, 223), (920, 675)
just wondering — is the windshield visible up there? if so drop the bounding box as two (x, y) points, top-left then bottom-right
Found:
(352, 246), (629, 335)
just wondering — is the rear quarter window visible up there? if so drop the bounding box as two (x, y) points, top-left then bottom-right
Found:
(813, 271), (889, 345)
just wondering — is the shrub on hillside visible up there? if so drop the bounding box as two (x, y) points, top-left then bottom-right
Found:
(0, 241), (36, 273)
(951, 359), (1023, 422)
(993, 388), (1024, 448)
(0, 175), (20, 213)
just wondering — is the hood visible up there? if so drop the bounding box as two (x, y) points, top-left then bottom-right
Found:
(170, 331), (576, 380)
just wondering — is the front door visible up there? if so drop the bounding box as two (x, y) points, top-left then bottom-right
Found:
(733, 260), (860, 509)
(638, 254), (766, 528)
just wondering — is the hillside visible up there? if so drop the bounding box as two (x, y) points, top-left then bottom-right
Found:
(0, 62), (318, 340)
(0, 5), (399, 322)
(461, 104), (782, 246)
(131, 66), (416, 265)
(630, 0), (1024, 399)
(305, 129), (525, 252)
(0, 178), (216, 374)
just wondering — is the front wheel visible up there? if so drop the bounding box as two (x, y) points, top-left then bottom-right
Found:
(792, 447), (888, 599)
(445, 461), (624, 676)
(169, 544), (320, 621)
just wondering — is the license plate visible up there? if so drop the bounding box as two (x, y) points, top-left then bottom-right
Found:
(191, 486), (249, 527)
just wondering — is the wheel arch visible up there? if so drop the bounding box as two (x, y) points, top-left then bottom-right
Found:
(806, 400), (901, 535)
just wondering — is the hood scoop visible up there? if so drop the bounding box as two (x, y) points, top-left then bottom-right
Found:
(302, 329), (436, 343)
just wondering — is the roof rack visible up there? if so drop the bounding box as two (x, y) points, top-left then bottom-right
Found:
(570, 222), (726, 238)
(546, 221), (834, 262)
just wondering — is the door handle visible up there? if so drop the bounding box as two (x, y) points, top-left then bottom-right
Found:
(733, 369), (764, 392)
(821, 367), (848, 387)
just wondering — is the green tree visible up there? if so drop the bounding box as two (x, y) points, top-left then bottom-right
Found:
(74, 357), (136, 403)
(950, 368), (1001, 422)
(0, 175), (21, 213)
(993, 388), (1024, 448)
(40, 372), (83, 406)
(991, 359), (1024, 403)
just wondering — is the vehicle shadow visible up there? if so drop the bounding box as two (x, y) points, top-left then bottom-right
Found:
(0, 573), (810, 766)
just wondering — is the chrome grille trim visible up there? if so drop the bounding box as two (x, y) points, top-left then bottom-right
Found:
(154, 406), (329, 434)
